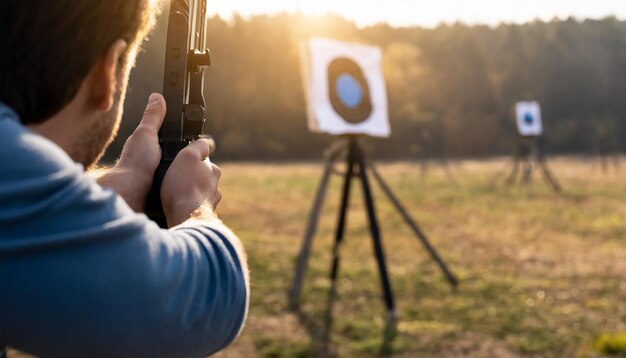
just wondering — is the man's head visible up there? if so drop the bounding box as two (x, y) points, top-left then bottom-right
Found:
(0, 0), (158, 167)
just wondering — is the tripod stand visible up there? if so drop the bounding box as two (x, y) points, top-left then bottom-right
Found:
(416, 125), (457, 184)
(505, 137), (562, 193)
(289, 136), (458, 319)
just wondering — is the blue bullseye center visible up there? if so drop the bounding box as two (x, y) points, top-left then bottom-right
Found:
(523, 112), (534, 124)
(336, 74), (363, 109)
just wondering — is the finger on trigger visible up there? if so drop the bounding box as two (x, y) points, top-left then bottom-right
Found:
(138, 93), (166, 134)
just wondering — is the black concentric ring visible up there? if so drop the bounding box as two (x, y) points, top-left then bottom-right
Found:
(328, 57), (372, 124)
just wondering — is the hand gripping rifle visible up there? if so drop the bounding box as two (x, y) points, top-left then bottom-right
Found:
(146, 0), (212, 228)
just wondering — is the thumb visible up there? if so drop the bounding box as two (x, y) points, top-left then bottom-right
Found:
(137, 93), (166, 134)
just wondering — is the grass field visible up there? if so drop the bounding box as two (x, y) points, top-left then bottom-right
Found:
(8, 157), (626, 357)
(212, 157), (626, 358)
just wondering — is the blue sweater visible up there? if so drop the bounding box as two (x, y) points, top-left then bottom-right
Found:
(0, 104), (248, 357)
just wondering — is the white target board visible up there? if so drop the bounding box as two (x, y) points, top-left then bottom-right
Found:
(300, 38), (390, 138)
(515, 101), (543, 137)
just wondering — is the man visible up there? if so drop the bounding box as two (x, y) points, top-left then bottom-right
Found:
(0, 1), (249, 357)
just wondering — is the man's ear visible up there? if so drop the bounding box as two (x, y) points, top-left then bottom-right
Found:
(89, 39), (128, 112)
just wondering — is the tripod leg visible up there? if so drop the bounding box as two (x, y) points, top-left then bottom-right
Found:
(289, 144), (344, 308)
(537, 159), (562, 193)
(329, 148), (356, 289)
(368, 163), (459, 288)
(530, 141), (561, 193)
(522, 160), (533, 186)
(354, 143), (396, 316)
(505, 158), (521, 187)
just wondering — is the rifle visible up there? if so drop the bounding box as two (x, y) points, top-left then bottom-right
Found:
(146, 0), (212, 228)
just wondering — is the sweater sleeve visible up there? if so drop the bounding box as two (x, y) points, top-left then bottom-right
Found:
(0, 114), (248, 358)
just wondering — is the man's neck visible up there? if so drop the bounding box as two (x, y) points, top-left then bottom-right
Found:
(30, 115), (79, 154)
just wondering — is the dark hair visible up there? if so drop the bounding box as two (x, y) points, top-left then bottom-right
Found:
(0, 0), (154, 124)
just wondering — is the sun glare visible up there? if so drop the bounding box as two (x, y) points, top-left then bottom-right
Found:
(208, 0), (626, 28)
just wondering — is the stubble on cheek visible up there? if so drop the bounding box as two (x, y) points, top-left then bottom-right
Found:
(75, 49), (135, 170)
(72, 109), (120, 170)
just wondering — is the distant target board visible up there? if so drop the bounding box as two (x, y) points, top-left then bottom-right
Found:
(300, 38), (390, 138)
(515, 101), (543, 137)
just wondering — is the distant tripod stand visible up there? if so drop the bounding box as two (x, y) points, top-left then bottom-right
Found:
(594, 121), (621, 173)
(416, 125), (457, 184)
(505, 137), (562, 193)
(289, 136), (458, 319)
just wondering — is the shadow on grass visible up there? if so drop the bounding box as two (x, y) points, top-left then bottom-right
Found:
(380, 314), (398, 356)
(291, 280), (399, 357)
(290, 279), (338, 357)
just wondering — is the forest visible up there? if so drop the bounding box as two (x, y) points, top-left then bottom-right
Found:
(106, 13), (626, 161)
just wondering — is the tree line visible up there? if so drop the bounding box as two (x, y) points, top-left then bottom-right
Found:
(104, 13), (626, 162)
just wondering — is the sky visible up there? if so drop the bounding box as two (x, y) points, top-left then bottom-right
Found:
(207, 0), (626, 28)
